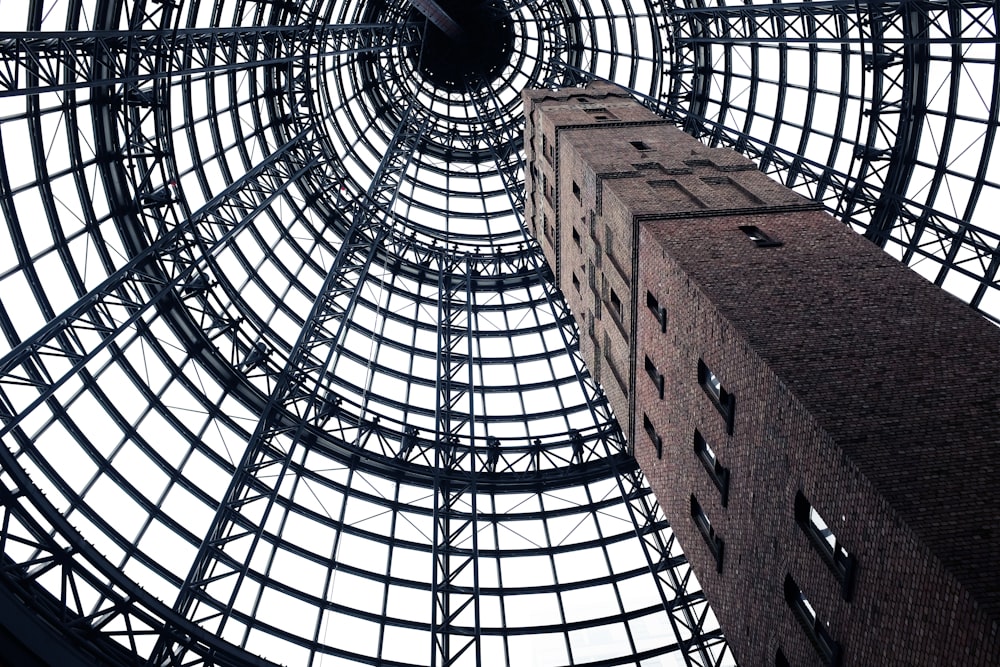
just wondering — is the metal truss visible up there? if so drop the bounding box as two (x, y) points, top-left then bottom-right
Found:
(661, 0), (1000, 322)
(0, 24), (420, 98)
(429, 254), (481, 667)
(1, 0), (996, 664)
(0, 126), (323, 438)
(148, 107), (427, 664)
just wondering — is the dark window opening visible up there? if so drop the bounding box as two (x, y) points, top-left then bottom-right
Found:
(775, 648), (790, 667)
(609, 288), (622, 317)
(643, 413), (662, 459)
(572, 181), (581, 201)
(698, 359), (735, 434)
(784, 574), (842, 666)
(691, 495), (724, 572)
(630, 140), (652, 151)
(644, 356), (664, 399)
(795, 492), (858, 601)
(739, 225), (784, 248)
(694, 430), (730, 506)
(585, 107), (616, 121)
(572, 226), (581, 248)
(646, 290), (667, 332)
(572, 272), (580, 292)
(605, 332), (627, 396)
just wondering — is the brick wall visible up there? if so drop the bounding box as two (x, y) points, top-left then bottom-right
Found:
(526, 82), (1000, 666)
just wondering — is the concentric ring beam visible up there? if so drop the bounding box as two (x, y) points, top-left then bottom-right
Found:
(0, 24), (419, 97)
(0, 128), (321, 437)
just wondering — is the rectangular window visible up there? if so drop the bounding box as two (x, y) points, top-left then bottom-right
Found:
(630, 140), (651, 151)
(795, 493), (858, 601)
(646, 290), (667, 332)
(572, 181), (581, 201)
(691, 495), (724, 572)
(609, 287), (622, 317)
(784, 574), (842, 666)
(585, 107), (616, 121)
(739, 225), (784, 248)
(644, 356), (664, 399)
(698, 359), (735, 434)
(572, 226), (581, 248)
(605, 332), (627, 396)
(572, 272), (580, 292)
(643, 413), (662, 459)
(694, 430), (730, 506)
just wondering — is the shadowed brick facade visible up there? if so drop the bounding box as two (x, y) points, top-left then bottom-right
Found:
(524, 82), (1000, 666)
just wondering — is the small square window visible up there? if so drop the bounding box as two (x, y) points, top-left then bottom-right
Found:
(698, 359), (735, 434)
(691, 495), (724, 572)
(784, 574), (842, 666)
(644, 356), (664, 399)
(694, 430), (730, 506)
(739, 225), (783, 248)
(609, 288), (622, 316)
(643, 413), (662, 458)
(795, 492), (857, 600)
(584, 107), (616, 121)
(646, 290), (667, 332)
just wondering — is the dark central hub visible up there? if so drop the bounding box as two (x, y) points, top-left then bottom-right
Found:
(409, 0), (515, 91)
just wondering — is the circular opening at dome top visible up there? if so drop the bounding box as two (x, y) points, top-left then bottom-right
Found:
(409, 0), (515, 92)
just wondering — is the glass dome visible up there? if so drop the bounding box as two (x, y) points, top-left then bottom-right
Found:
(0, 0), (995, 665)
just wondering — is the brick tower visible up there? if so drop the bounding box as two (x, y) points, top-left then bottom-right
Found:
(524, 82), (1000, 666)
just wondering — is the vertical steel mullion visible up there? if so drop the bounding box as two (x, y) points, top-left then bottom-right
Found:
(431, 256), (481, 667)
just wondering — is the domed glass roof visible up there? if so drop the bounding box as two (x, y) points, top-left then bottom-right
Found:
(0, 0), (995, 664)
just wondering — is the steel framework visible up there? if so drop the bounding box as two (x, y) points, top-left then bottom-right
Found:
(0, 0), (995, 665)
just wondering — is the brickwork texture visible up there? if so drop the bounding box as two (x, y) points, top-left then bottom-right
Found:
(525, 82), (1000, 666)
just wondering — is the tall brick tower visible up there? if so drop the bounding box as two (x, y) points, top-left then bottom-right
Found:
(524, 82), (1000, 666)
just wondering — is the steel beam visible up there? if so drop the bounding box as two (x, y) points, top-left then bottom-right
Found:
(0, 24), (419, 98)
(408, 0), (465, 40)
(0, 127), (322, 437)
(150, 106), (428, 665)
